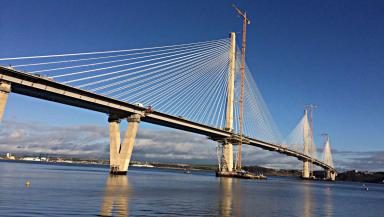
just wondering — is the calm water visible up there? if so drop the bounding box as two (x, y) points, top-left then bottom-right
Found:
(0, 161), (383, 217)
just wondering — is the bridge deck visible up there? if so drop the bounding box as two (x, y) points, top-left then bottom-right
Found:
(0, 66), (335, 172)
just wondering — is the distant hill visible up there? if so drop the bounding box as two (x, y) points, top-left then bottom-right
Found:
(336, 170), (384, 183)
(243, 166), (301, 177)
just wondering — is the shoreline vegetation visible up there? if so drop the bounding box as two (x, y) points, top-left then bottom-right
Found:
(1, 155), (383, 184)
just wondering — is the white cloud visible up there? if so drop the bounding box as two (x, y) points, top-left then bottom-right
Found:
(1, 120), (382, 171)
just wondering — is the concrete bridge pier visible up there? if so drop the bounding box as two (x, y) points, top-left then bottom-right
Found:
(221, 142), (234, 172)
(108, 114), (141, 175)
(0, 81), (11, 121)
(325, 169), (336, 181)
(302, 160), (310, 179)
(217, 32), (235, 173)
(302, 109), (311, 179)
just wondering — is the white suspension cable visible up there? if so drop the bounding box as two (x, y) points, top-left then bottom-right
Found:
(133, 52), (227, 108)
(159, 54), (228, 114)
(31, 41), (227, 74)
(11, 39), (229, 67)
(102, 46), (228, 99)
(60, 43), (229, 83)
(0, 38), (228, 61)
(88, 45), (227, 93)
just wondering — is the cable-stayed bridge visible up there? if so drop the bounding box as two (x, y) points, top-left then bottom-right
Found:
(0, 33), (336, 180)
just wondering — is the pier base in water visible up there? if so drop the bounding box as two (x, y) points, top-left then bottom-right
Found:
(216, 171), (267, 180)
(300, 175), (316, 180)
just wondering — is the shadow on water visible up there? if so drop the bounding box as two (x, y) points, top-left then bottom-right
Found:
(99, 175), (131, 217)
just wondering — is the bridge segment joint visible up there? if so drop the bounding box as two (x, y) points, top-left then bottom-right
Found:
(209, 134), (250, 145)
(127, 113), (141, 123)
(0, 81), (11, 93)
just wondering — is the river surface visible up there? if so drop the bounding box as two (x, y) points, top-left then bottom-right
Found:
(0, 161), (383, 217)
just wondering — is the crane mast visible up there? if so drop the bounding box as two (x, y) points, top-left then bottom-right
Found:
(233, 5), (250, 171)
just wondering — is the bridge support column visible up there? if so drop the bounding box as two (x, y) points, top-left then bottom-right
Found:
(109, 117), (121, 171)
(330, 171), (336, 181)
(302, 109), (311, 179)
(325, 169), (336, 181)
(302, 160), (310, 179)
(0, 81), (11, 122)
(109, 114), (141, 175)
(217, 32), (235, 173)
(221, 142), (234, 172)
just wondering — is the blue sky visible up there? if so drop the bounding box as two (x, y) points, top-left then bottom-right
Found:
(0, 0), (383, 170)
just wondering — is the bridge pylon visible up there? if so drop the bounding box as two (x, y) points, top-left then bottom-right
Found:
(302, 109), (311, 179)
(323, 135), (336, 181)
(325, 169), (336, 181)
(0, 81), (11, 121)
(108, 114), (141, 175)
(218, 32), (236, 173)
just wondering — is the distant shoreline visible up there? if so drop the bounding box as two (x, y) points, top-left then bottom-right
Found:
(1, 159), (383, 184)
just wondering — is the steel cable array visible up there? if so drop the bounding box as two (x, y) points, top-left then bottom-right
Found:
(0, 38), (231, 129)
(0, 37), (329, 165)
(284, 113), (318, 161)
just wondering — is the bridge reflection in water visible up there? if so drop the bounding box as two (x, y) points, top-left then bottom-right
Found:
(218, 178), (336, 217)
(100, 175), (131, 217)
(302, 182), (334, 217)
(303, 183), (313, 217)
(97, 174), (335, 216)
(323, 185), (333, 217)
(218, 177), (243, 217)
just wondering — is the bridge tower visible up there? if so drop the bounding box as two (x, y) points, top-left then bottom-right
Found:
(108, 114), (141, 175)
(218, 32), (236, 172)
(302, 109), (311, 179)
(326, 169), (336, 181)
(323, 135), (336, 181)
(0, 81), (11, 121)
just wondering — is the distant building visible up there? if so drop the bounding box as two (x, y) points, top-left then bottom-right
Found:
(40, 157), (49, 162)
(5, 153), (15, 160)
(22, 157), (41, 161)
(21, 156), (49, 162)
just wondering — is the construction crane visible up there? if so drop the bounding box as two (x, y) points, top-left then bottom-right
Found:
(233, 4), (250, 171)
